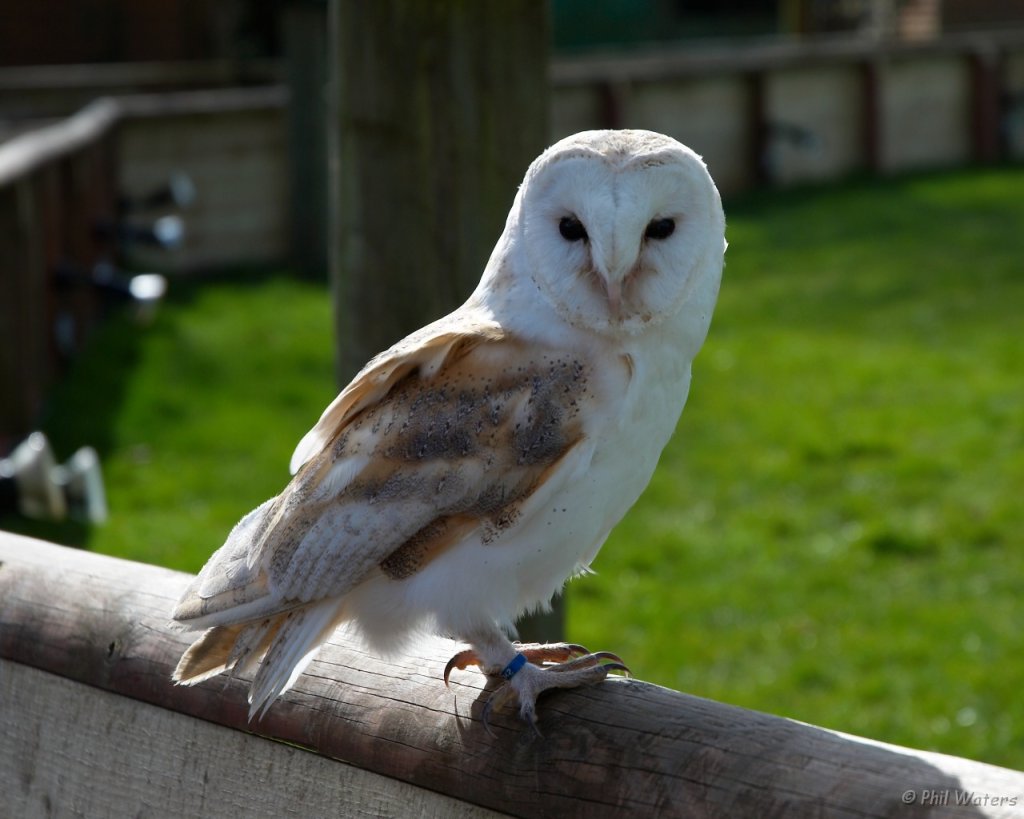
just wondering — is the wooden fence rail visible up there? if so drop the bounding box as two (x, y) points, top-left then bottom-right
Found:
(551, 29), (1024, 194)
(0, 100), (120, 447)
(0, 87), (288, 449)
(1, 531), (1021, 817)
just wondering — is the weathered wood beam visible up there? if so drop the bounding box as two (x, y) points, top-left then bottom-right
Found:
(2, 660), (502, 818)
(328, 0), (550, 382)
(549, 29), (1024, 86)
(0, 87), (287, 188)
(1, 532), (1021, 817)
(0, 98), (120, 185)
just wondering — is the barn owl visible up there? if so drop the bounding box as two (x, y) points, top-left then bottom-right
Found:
(172, 129), (726, 730)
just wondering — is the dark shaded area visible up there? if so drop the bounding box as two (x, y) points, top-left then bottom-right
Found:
(0, 268), (295, 547)
(0, 0), (285, 66)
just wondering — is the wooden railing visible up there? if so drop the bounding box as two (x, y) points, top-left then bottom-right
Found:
(1, 531), (1021, 817)
(0, 100), (121, 447)
(551, 29), (1024, 194)
(0, 87), (288, 449)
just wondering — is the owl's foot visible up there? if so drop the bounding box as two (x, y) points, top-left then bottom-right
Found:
(444, 642), (629, 735)
(443, 641), (589, 685)
(483, 650), (629, 736)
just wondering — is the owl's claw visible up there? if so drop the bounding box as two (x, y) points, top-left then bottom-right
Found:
(445, 642), (630, 733)
(443, 649), (479, 687)
(443, 641), (591, 687)
(482, 681), (543, 738)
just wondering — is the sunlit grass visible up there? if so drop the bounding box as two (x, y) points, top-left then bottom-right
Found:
(572, 168), (1024, 768)
(4, 167), (1022, 768)
(2, 272), (335, 569)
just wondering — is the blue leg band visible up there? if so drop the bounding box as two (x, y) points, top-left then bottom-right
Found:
(500, 652), (527, 680)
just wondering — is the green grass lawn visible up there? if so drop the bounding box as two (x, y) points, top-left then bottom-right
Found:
(4, 167), (1022, 768)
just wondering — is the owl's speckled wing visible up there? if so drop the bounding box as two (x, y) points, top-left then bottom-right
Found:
(288, 313), (505, 474)
(172, 313), (593, 633)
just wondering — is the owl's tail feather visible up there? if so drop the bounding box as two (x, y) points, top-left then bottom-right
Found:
(172, 618), (278, 687)
(172, 599), (344, 722)
(247, 599), (344, 721)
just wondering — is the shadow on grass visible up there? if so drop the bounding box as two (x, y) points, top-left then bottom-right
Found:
(0, 268), (309, 548)
(0, 302), (146, 547)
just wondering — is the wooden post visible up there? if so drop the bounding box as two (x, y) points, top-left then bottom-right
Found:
(747, 69), (770, 186)
(2, 532), (1023, 818)
(327, 0), (549, 380)
(860, 58), (884, 174)
(283, 0), (329, 275)
(968, 46), (1003, 164)
(596, 79), (628, 129)
(326, 0), (560, 642)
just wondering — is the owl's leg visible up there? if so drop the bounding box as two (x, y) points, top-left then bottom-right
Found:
(443, 640), (590, 684)
(480, 650), (629, 735)
(444, 631), (629, 734)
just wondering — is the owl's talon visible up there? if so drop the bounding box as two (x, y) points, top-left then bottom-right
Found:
(590, 651), (631, 675)
(469, 644), (628, 733)
(445, 641), (629, 733)
(513, 641), (589, 661)
(540, 650), (630, 676)
(444, 649), (481, 687)
(444, 641), (592, 686)
(482, 680), (545, 738)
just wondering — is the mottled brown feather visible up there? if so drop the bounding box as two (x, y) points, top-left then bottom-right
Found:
(289, 317), (507, 474)
(176, 322), (592, 644)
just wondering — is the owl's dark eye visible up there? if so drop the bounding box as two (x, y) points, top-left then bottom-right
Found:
(645, 217), (675, 240)
(559, 216), (588, 242)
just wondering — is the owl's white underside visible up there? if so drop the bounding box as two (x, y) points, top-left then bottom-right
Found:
(338, 311), (697, 656)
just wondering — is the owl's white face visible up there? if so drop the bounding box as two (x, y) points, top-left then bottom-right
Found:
(513, 130), (725, 337)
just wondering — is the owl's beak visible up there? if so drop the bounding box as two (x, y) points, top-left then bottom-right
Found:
(603, 277), (622, 320)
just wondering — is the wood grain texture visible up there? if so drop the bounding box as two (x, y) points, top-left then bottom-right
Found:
(1, 532), (1022, 818)
(329, 0), (550, 381)
(2, 660), (504, 819)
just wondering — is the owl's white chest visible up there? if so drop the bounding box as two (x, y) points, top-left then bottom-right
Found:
(352, 329), (695, 644)
(461, 322), (692, 625)
(351, 235), (717, 638)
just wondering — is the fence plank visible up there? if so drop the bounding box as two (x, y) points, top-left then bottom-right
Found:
(1, 659), (504, 818)
(1, 532), (1022, 817)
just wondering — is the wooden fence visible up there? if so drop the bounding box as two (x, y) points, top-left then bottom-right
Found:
(1, 530), (1021, 817)
(115, 86), (288, 273)
(0, 99), (120, 448)
(0, 87), (288, 448)
(551, 29), (1024, 194)
(1, 61), (295, 275)
(0, 60), (281, 121)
